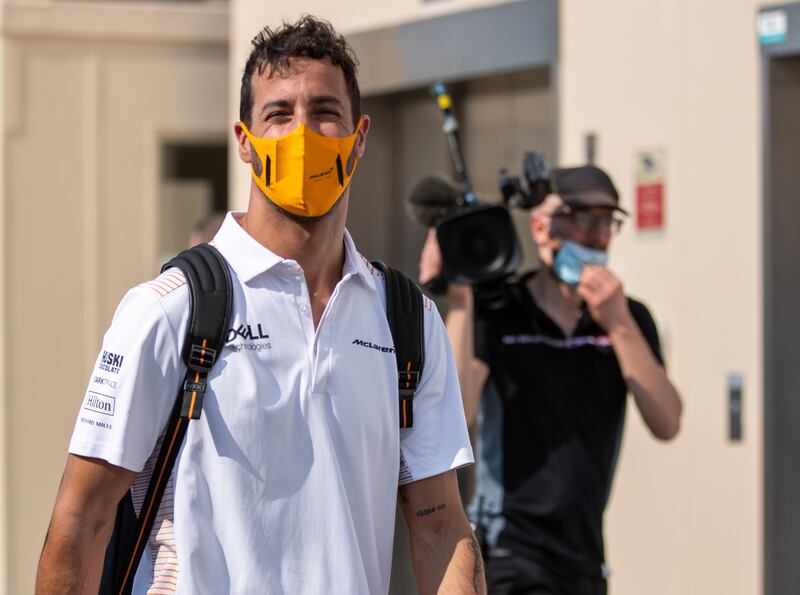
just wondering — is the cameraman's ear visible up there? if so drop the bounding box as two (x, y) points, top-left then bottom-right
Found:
(354, 115), (370, 159)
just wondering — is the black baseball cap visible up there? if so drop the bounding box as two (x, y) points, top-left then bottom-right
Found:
(552, 165), (628, 214)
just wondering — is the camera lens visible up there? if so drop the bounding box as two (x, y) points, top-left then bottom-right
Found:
(437, 205), (521, 285)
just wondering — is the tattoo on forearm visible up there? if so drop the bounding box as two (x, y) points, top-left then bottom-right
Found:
(415, 502), (446, 518)
(467, 533), (484, 593)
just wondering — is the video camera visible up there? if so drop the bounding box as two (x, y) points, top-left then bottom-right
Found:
(407, 84), (554, 289)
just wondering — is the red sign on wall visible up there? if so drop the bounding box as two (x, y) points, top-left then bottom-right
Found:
(636, 183), (665, 230)
(634, 149), (666, 231)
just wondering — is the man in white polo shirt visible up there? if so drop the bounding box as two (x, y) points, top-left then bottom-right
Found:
(36, 16), (484, 595)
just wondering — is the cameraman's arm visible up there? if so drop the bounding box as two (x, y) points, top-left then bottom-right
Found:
(445, 287), (489, 427)
(579, 266), (682, 440)
(419, 229), (488, 427)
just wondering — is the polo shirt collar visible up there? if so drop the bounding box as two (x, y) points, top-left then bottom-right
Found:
(212, 212), (283, 282)
(212, 212), (378, 292)
(343, 227), (378, 293)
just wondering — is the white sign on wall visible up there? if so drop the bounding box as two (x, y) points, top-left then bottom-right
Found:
(758, 10), (788, 45)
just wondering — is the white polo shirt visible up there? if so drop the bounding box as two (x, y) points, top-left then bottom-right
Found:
(69, 212), (473, 595)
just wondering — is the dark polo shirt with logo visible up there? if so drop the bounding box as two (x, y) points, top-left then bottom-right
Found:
(468, 271), (663, 578)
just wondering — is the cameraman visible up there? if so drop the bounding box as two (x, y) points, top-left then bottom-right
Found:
(418, 165), (682, 595)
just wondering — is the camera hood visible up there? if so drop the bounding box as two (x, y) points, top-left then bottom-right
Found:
(436, 204), (522, 285)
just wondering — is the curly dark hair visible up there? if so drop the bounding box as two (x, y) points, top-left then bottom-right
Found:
(239, 15), (361, 129)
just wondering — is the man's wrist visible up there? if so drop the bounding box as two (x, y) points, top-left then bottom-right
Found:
(605, 310), (637, 339)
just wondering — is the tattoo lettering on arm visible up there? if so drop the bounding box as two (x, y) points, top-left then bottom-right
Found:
(415, 502), (447, 518)
(467, 533), (484, 593)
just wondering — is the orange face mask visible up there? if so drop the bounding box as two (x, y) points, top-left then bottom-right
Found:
(240, 119), (362, 217)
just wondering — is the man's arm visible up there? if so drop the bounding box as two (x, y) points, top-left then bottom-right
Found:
(579, 265), (682, 440)
(36, 454), (135, 594)
(419, 229), (489, 427)
(399, 470), (486, 595)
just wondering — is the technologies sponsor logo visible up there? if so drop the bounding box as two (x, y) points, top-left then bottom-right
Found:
(84, 391), (116, 417)
(227, 322), (271, 352)
(352, 338), (395, 354)
(98, 351), (124, 374)
(93, 376), (118, 390)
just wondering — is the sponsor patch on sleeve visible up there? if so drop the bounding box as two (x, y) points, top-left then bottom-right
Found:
(97, 351), (124, 374)
(84, 391), (116, 416)
(79, 391), (115, 431)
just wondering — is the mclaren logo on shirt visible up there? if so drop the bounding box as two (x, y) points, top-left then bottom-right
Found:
(227, 322), (271, 353)
(352, 339), (395, 354)
(98, 351), (124, 374)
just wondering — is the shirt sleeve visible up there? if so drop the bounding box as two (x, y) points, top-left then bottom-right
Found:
(399, 296), (474, 486)
(628, 298), (664, 366)
(68, 286), (187, 472)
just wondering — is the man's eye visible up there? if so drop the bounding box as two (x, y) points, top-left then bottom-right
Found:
(266, 111), (290, 120)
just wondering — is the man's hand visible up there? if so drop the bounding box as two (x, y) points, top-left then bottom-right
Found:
(577, 264), (633, 333)
(399, 470), (486, 595)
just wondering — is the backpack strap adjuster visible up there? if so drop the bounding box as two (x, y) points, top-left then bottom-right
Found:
(188, 340), (216, 372)
(398, 368), (420, 393)
(180, 374), (207, 420)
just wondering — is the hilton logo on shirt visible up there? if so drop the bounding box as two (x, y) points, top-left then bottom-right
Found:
(98, 351), (124, 374)
(84, 391), (115, 416)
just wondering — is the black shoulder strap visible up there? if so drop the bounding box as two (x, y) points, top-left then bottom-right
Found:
(371, 261), (425, 429)
(106, 243), (232, 595)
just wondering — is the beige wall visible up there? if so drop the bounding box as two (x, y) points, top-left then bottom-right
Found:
(0, 2), (228, 593)
(0, 13), (7, 589)
(559, 1), (767, 593)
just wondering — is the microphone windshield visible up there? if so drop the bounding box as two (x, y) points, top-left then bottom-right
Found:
(405, 174), (461, 228)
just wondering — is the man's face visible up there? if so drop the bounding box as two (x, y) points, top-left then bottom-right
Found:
(549, 205), (620, 252)
(234, 56), (370, 218)
(244, 56), (362, 140)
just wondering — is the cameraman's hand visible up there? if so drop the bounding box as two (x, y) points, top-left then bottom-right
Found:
(418, 228), (471, 305)
(419, 228), (443, 285)
(577, 265), (633, 333)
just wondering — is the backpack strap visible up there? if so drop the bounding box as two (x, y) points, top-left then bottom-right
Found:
(371, 261), (425, 429)
(109, 243), (232, 595)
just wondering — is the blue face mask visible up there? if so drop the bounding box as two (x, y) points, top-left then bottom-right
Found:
(552, 240), (608, 287)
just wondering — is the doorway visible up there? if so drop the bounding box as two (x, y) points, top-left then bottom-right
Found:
(762, 5), (800, 593)
(159, 141), (228, 266)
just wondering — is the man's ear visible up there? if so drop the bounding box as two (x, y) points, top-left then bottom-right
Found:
(354, 115), (370, 159)
(233, 122), (252, 164)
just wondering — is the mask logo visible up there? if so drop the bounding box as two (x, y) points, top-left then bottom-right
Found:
(309, 167), (333, 181)
(552, 240), (608, 287)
